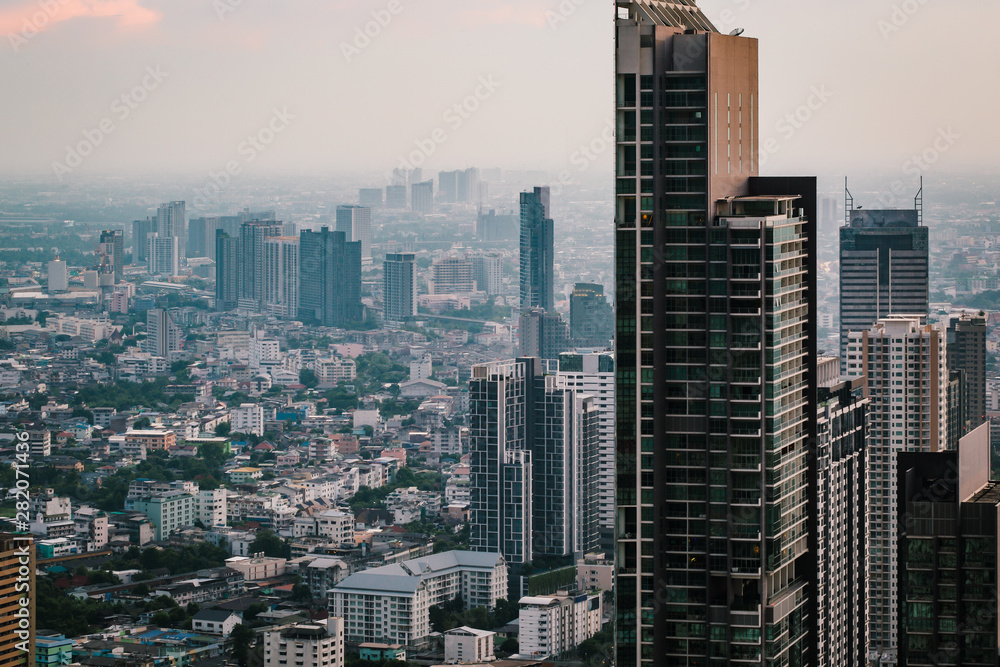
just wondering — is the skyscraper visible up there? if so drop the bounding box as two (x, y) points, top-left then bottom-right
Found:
(569, 283), (614, 346)
(299, 228), (363, 327)
(385, 185), (407, 209)
(439, 170), (459, 202)
(143, 309), (181, 358)
(412, 180), (434, 215)
(519, 308), (570, 361)
(430, 257), (475, 294)
(469, 358), (600, 569)
(147, 233), (179, 277)
(948, 312), (988, 436)
(815, 359), (870, 665)
(188, 215), (241, 259)
(839, 186), (929, 365)
(470, 254), (502, 295)
(215, 231), (241, 312)
(263, 237), (300, 319)
(557, 351), (616, 552)
(335, 205), (373, 266)
(132, 217), (154, 263)
(615, 3), (819, 663)
(845, 316), (949, 651)
(519, 187), (554, 312)
(98, 230), (124, 283)
(476, 209), (518, 243)
(46, 258), (67, 292)
(240, 219), (284, 310)
(156, 201), (186, 268)
(897, 423), (998, 666)
(359, 188), (384, 208)
(383, 253), (417, 323)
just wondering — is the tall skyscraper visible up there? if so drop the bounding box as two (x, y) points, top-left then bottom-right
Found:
(46, 258), (67, 292)
(215, 231), (241, 312)
(383, 253), (417, 323)
(815, 358), (870, 666)
(156, 201), (186, 267)
(147, 233), (179, 277)
(98, 230), (124, 283)
(615, 3), (819, 663)
(457, 168), (480, 204)
(359, 188), (384, 208)
(335, 205), (373, 266)
(469, 358), (600, 569)
(385, 185), (407, 209)
(845, 316), (949, 651)
(897, 423), (998, 666)
(299, 228), (363, 327)
(131, 217), (154, 263)
(839, 186), (929, 364)
(519, 186), (554, 312)
(519, 308), (570, 361)
(412, 180), (434, 215)
(557, 351), (616, 552)
(143, 309), (181, 358)
(263, 237), (300, 319)
(948, 312), (988, 436)
(569, 283), (614, 346)
(439, 170), (459, 202)
(0, 533), (34, 667)
(240, 219), (284, 310)
(477, 209), (518, 242)
(188, 215), (241, 259)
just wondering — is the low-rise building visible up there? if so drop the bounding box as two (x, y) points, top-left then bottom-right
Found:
(225, 555), (287, 581)
(126, 491), (196, 541)
(228, 467), (264, 484)
(518, 591), (602, 659)
(443, 627), (495, 664)
(263, 619), (345, 667)
(124, 429), (177, 452)
(358, 643), (406, 663)
(192, 609), (242, 636)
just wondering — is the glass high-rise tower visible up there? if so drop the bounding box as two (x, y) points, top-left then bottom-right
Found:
(615, 2), (819, 664)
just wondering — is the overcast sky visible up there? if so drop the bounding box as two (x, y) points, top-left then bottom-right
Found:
(0, 0), (995, 181)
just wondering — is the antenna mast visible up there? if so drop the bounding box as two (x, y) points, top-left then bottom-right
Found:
(845, 177), (854, 226)
(915, 176), (924, 225)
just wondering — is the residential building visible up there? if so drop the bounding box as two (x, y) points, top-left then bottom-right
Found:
(299, 228), (363, 327)
(383, 253), (417, 323)
(263, 236), (300, 319)
(196, 489), (228, 528)
(191, 609), (242, 636)
(215, 230), (241, 311)
(519, 186), (554, 312)
(240, 219), (284, 310)
(385, 185), (407, 210)
(846, 316), (949, 650)
(263, 619), (345, 667)
(840, 190), (929, 365)
(147, 233), (179, 277)
(143, 309), (181, 359)
(225, 555), (286, 580)
(569, 283), (614, 346)
(614, 4), (819, 663)
(518, 591), (601, 659)
(98, 230), (124, 283)
(557, 351), (615, 552)
(948, 312), (988, 436)
(228, 468), (263, 484)
(35, 635), (73, 667)
(470, 254), (502, 295)
(477, 209), (518, 243)
(157, 201), (186, 267)
(444, 627), (495, 664)
(131, 217), (154, 263)
(336, 205), (373, 266)
(358, 644), (406, 663)
(519, 308), (570, 361)
(329, 551), (507, 645)
(126, 491), (196, 541)
(411, 180), (434, 215)
(359, 188), (383, 208)
(897, 423), (997, 666)
(430, 257), (475, 294)
(124, 429), (177, 452)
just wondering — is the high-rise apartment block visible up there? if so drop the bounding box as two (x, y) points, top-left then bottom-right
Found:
(615, 2), (819, 662)
(430, 257), (476, 294)
(262, 236), (300, 319)
(948, 312), (988, 436)
(519, 187), (554, 312)
(143, 309), (182, 359)
(412, 180), (434, 215)
(845, 316), (949, 650)
(147, 233), (179, 277)
(839, 192), (929, 364)
(132, 217), (154, 263)
(469, 358), (600, 568)
(470, 254), (502, 295)
(156, 201), (186, 267)
(263, 619), (345, 667)
(359, 188), (384, 208)
(240, 220), (284, 310)
(98, 230), (124, 283)
(569, 283), (614, 346)
(383, 253), (417, 323)
(477, 209), (519, 243)
(385, 185), (407, 209)
(335, 205), (373, 266)
(299, 228), (363, 327)
(897, 423), (998, 666)
(215, 231), (241, 312)
(47, 259), (67, 292)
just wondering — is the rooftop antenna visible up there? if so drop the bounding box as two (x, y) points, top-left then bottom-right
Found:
(845, 177), (854, 226)
(915, 176), (924, 226)
(729, 28), (745, 36)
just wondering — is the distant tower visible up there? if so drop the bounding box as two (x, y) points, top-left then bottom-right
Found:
(298, 228), (363, 327)
(239, 219), (283, 311)
(411, 181), (435, 215)
(215, 231), (241, 312)
(519, 187), (554, 312)
(383, 253), (417, 323)
(335, 205), (373, 266)
(156, 201), (186, 267)
(98, 230), (124, 283)
(47, 258), (68, 292)
(143, 309), (181, 358)
(263, 236), (300, 320)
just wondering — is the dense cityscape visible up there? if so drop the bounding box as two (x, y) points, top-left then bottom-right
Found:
(1, 1), (999, 667)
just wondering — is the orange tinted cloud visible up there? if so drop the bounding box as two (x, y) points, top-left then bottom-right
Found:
(0, 0), (161, 37)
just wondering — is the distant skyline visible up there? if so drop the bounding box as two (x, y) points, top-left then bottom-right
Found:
(0, 0), (996, 180)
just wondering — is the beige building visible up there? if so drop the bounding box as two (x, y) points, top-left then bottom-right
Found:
(225, 555), (287, 581)
(443, 627), (495, 664)
(263, 618), (345, 667)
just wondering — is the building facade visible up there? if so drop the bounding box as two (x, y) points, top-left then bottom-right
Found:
(948, 312), (988, 437)
(335, 205), (373, 266)
(263, 619), (345, 667)
(383, 253), (417, 323)
(240, 220), (284, 310)
(519, 186), (554, 312)
(262, 236), (300, 319)
(299, 228), (363, 327)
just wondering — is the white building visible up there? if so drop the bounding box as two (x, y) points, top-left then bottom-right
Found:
(518, 591), (602, 659)
(444, 626), (495, 664)
(409, 354), (433, 381)
(250, 333), (281, 371)
(225, 555), (287, 581)
(330, 551), (507, 645)
(313, 357), (357, 386)
(232, 403), (265, 436)
(196, 489), (228, 528)
(263, 236), (300, 320)
(845, 316), (949, 651)
(192, 609), (242, 636)
(263, 618), (345, 667)
(47, 259), (68, 292)
(470, 254), (502, 295)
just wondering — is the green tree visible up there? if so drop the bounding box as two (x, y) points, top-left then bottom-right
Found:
(248, 530), (289, 558)
(299, 368), (319, 389)
(230, 623), (257, 667)
(134, 417), (152, 429)
(214, 422), (232, 437)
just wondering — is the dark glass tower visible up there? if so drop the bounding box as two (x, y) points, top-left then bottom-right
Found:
(615, 2), (818, 664)
(520, 187), (554, 312)
(215, 230), (241, 311)
(298, 227), (363, 327)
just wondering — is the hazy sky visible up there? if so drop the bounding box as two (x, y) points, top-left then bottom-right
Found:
(0, 0), (996, 182)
